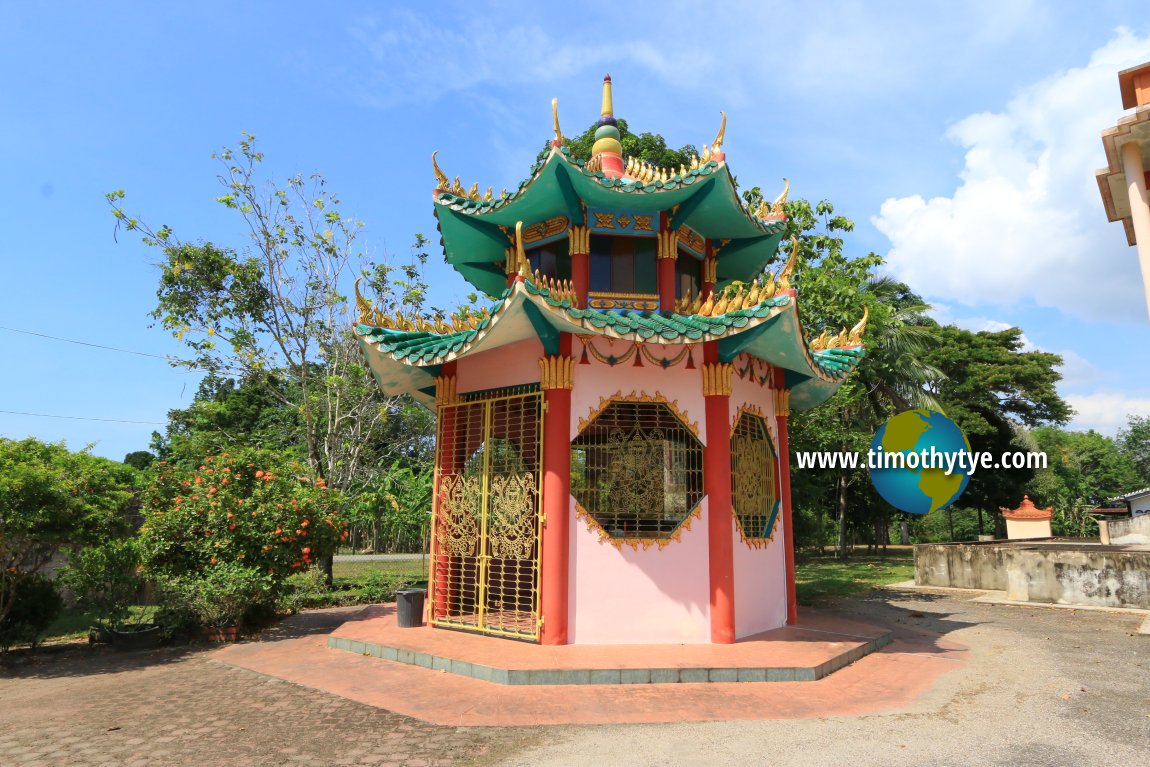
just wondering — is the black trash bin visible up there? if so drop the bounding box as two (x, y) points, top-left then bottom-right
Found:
(395, 588), (426, 628)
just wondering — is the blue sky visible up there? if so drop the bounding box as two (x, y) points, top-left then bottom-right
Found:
(2, 1), (1149, 461)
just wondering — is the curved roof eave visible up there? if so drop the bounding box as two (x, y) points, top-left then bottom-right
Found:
(355, 278), (863, 411)
(433, 149), (787, 296)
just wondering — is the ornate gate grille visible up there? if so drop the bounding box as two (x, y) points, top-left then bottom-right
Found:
(429, 385), (543, 640)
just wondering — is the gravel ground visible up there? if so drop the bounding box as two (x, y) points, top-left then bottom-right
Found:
(500, 591), (1150, 767)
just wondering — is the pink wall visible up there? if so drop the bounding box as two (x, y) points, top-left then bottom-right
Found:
(567, 345), (713, 643)
(730, 359), (788, 638)
(455, 338), (543, 394)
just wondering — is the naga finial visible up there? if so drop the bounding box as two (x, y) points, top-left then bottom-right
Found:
(778, 237), (799, 292)
(552, 98), (564, 146)
(771, 178), (790, 216)
(354, 277), (373, 325)
(847, 306), (869, 346)
(431, 151), (450, 190)
(712, 111), (727, 153)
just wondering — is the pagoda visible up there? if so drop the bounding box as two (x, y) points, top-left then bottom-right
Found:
(355, 76), (866, 646)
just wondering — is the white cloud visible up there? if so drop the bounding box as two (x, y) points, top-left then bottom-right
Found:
(1066, 392), (1150, 435)
(872, 29), (1150, 322)
(343, 10), (711, 108)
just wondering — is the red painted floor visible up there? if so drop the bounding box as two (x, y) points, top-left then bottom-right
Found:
(331, 605), (889, 671)
(212, 608), (969, 726)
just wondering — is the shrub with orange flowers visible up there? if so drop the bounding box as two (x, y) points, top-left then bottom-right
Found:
(139, 449), (345, 626)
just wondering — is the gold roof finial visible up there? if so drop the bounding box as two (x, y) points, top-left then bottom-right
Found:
(712, 111), (727, 153)
(778, 237), (799, 292)
(552, 98), (564, 146)
(771, 178), (790, 216)
(354, 277), (373, 325)
(601, 73), (614, 118)
(847, 306), (869, 346)
(431, 151), (450, 190)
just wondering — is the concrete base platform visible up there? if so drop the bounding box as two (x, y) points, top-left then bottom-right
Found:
(327, 605), (892, 685)
(212, 605), (968, 726)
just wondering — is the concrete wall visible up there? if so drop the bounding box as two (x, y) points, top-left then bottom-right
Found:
(1101, 514), (1150, 545)
(915, 542), (1150, 609)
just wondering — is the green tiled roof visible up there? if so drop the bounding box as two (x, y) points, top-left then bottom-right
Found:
(356, 276), (865, 410)
(434, 148), (788, 297)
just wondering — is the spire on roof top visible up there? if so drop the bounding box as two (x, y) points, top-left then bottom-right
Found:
(590, 74), (624, 178)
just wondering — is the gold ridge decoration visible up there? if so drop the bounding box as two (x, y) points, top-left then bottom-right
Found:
(487, 473), (538, 560)
(432, 151), (451, 191)
(354, 277), (374, 325)
(577, 390), (700, 439)
(437, 474), (482, 556)
(551, 98), (564, 146)
(434, 375), (459, 407)
(712, 111), (727, 155)
(656, 229), (679, 260)
(538, 354), (574, 390)
(431, 152), (492, 201)
(575, 501), (703, 551)
(703, 256), (717, 286)
(771, 178), (789, 216)
(530, 269), (579, 306)
(777, 237), (799, 292)
(673, 275), (783, 316)
(808, 307), (869, 351)
(702, 362), (733, 397)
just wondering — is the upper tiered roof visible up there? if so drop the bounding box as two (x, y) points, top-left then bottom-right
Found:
(431, 75), (790, 296)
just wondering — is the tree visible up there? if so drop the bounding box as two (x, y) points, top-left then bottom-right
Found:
(1118, 415), (1150, 484)
(544, 118), (698, 168)
(123, 451), (156, 471)
(1032, 427), (1139, 536)
(923, 326), (1071, 535)
(0, 438), (138, 627)
(108, 135), (436, 498)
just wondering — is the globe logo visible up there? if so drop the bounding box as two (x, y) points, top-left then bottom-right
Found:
(868, 409), (972, 515)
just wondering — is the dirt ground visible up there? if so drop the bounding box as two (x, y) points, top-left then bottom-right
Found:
(2, 592), (1147, 766)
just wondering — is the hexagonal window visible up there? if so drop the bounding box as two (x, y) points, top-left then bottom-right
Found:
(571, 400), (704, 539)
(731, 411), (779, 542)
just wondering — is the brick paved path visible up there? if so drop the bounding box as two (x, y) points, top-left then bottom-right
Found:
(0, 611), (536, 766)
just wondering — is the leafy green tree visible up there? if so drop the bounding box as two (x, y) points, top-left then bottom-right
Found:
(546, 118), (699, 168)
(123, 451), (156, 471)
(0, 438), (138, 627)
(1032, 427), (1139, 536)
(1118, 415), (1150, 484)
(923, 326), (1071, 535)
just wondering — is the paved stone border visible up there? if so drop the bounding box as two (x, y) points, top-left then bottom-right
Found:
(325, 631), (892, 685)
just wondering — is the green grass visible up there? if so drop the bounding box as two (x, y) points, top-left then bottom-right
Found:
(331, 557), (429, 584)
(795, 548), (914, 606)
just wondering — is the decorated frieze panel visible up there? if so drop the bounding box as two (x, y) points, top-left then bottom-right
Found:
(587, 208), (657, 237)
(677, 225), (706, 258)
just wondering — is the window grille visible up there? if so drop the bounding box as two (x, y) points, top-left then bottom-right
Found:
(571, 400), (703, 539)
(731, 411), (779, 542)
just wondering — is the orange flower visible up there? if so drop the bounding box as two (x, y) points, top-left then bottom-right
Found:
(302, 547), (311, 554)
(301, 519), (309, 527)
(209, 487), (217, 494)
(210, 557), (218, 564)
(255, 470), (265, 479)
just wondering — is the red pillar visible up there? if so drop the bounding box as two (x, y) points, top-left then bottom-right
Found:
(539, 335), (573, 644)
(570, 226), (590, 307)
(703, 344), (736, 643)
(657, 224), (677, 311)
(772, 367), (797, 625)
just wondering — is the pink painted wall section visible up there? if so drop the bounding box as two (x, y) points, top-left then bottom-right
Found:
(730, 359), (787, 638)
(567, 346), (712, 643)
(568, 498), (712, 644)
(455, 338), (543, 394)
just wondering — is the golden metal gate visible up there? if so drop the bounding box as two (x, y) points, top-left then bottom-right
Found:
(428, 385), (543, 640)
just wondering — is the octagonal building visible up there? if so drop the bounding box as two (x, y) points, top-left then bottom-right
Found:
(356, 76), (865, 645)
